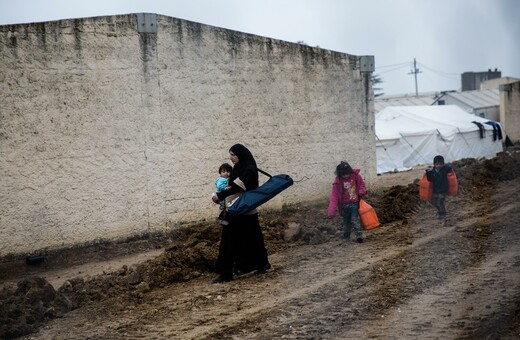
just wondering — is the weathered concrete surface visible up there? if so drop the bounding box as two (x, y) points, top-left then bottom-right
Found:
(500, 81), (520, 142)
(0, 14), (375, 257)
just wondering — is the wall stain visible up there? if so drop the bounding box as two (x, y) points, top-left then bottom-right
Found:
(174, 18), (184, 45)
(73, 19), (82, 58)
(9, 35), (17, 48)
(34, 22), (47, 52)
(139, 32), (157, 82)
(185, 21), (203, 43)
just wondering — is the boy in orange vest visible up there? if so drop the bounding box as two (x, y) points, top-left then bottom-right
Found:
(426, 155), (452, 220)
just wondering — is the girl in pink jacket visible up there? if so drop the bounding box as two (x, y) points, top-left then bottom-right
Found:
(328, 161), (366, 244)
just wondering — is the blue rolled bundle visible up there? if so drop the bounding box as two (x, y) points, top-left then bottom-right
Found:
(227, 174), (293, 216)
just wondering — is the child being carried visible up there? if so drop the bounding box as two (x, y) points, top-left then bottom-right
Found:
(213, 163), (232, 226)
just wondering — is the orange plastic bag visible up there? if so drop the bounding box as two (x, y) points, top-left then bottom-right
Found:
(358, 199), (380, 230)
(447, 170), (458, 196)
(419, 173), (433, 201)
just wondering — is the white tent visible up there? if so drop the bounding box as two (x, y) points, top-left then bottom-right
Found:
(376, 105), (504, 173)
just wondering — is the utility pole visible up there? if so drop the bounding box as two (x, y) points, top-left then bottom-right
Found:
(408, 58), (422, 96)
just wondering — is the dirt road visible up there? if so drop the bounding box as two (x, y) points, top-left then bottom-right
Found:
(2, 151), (520, 339)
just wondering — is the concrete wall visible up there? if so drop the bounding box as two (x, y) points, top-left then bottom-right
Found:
(481, 77), (520, 90)
(0, 14), (376, 257)
(500, 81), (520, 142)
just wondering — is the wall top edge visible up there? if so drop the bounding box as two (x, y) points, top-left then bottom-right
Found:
(0, 12), (360, 58)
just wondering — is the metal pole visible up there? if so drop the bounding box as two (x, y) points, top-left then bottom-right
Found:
(414, 58), (418, 96)
(408, 58), (421, 97)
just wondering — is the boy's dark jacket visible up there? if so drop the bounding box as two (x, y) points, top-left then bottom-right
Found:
(426, 164), (452, 194)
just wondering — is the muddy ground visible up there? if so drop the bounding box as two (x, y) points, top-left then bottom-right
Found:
(1, 148), (520, 339)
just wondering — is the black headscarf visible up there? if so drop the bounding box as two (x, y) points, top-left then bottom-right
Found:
(229, 144), (259, 190)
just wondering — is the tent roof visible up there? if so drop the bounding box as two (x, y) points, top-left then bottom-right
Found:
(439, 89), (499, 109)
(374, 92), (438, 113)
(375, 105), (494, 141)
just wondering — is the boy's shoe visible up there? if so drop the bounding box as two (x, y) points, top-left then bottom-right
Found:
(218, 219), (229, 226)
(340, 238), (350, 246)
(356, 238), (363, 243)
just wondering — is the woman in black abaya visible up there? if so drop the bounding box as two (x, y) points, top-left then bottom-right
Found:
(211, 144), (271, 283)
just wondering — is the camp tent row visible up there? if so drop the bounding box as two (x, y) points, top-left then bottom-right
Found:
(375, 105), (504, 174)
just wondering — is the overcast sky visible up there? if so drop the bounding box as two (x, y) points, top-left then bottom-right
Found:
(1, 0), (519, 96)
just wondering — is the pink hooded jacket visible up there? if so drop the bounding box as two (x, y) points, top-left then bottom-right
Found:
(328, 169), (366, 217)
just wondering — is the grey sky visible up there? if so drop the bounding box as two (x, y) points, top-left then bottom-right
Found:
(1, 0), (519, 95)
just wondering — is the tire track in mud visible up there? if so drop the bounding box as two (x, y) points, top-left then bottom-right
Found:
(358, 248), (520, 339)
(202, 180), (520, 339)
(180, 216), (473, 338)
